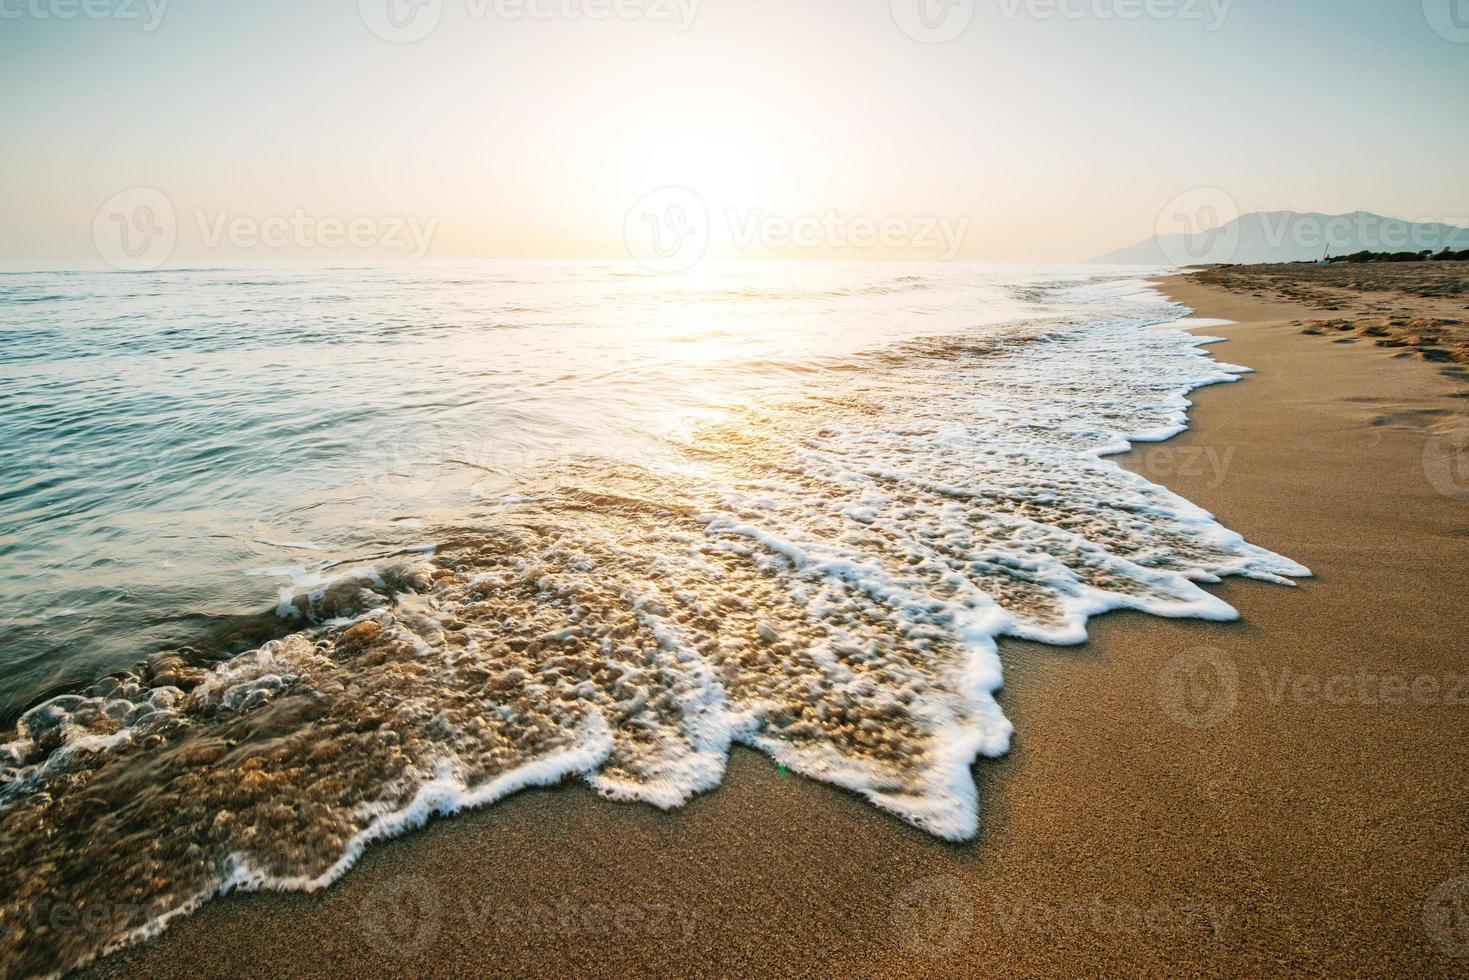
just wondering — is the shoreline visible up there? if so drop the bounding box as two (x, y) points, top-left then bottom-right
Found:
(84, 272), (1469, 977)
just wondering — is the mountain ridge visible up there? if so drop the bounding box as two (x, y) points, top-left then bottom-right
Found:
(1093, 210), (1469, 266)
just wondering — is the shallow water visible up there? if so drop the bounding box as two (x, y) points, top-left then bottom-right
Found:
(0, 262), (1306, 975)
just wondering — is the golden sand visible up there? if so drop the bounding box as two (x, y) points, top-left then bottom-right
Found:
(85, 271), (1469, 977)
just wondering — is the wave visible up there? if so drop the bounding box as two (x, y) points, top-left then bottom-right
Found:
(0, 307), (1307, 976)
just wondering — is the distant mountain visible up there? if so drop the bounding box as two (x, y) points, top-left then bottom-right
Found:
(1093, 210), (1469, 266)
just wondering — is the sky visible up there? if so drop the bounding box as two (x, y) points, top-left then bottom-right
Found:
(1, 0), (1467, 266)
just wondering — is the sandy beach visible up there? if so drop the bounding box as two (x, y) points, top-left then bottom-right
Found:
(9, 3), (1465, 976)
(78, 269), (1469, 978)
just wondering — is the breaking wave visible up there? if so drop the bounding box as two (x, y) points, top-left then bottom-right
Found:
(0, 274), (1307, 976)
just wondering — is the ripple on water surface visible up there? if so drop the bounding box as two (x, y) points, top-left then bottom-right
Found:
(0, 265), (1307, 975)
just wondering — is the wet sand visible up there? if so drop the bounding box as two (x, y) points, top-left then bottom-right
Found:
(86, 273), (1469, 977)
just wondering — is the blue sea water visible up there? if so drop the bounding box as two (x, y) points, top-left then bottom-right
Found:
(0, 261), (1308, 975)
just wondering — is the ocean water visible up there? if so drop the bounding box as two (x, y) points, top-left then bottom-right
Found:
(0, 262), (1307, 974)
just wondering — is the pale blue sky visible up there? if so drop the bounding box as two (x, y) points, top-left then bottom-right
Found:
(2, 0), (1466, 263)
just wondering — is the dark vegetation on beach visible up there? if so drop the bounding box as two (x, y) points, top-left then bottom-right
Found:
(1189, 262), (1469, 369)
(1325, 248), (1469, 264)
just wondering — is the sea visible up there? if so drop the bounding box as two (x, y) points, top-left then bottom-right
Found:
(0, 261), (1307, 974)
